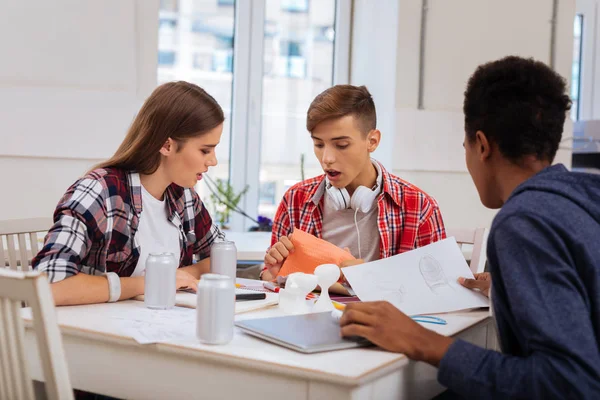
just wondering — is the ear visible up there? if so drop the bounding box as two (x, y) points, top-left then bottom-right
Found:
(475, 130), (492, 161)
(366, 129), (381, 153)
(159, 138), (174, 157)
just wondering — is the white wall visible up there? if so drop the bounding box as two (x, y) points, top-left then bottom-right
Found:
(0, 0), (581, 230)
(0, 0), (159, 220)
(351, 0), (576, 229)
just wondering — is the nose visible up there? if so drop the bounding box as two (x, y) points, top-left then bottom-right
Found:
(321, 146), (335, 165)
(207, 153), (218, 167)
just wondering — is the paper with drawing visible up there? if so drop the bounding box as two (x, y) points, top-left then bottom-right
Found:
(110, 305), (197, 344)
(342, 237), (489, 315)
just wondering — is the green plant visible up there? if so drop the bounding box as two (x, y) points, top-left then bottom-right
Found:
(209, 179), (249, 229)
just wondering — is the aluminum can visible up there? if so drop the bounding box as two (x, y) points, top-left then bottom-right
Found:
(210, 241), (237, 281)
(196, 273), (235, 344)
(144, 252), (177, 309)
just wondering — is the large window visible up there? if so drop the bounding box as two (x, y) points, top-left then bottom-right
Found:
(258, 0), (336, 219)
(571, 14), (584, 121)
(158, 0), (349, 230)
(158, 0), (235, 218)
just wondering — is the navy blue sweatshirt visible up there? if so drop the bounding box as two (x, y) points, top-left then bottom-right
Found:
(438, 164), (600, 399)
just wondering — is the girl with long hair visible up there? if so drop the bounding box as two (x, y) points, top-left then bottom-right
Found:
(33, 81), (225, 306)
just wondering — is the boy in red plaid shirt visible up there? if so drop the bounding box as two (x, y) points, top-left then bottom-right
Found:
(261, 85), (446, 281)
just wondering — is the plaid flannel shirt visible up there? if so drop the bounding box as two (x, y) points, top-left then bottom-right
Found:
(32, 168), (221, 283)
(265, 161), (446, 274)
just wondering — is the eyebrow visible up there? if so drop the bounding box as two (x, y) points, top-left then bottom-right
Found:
(310, 135), (351, 141)
(202, 144), (218, 148)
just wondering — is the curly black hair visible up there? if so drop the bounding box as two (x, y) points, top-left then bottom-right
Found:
(464, 56), (572, 162)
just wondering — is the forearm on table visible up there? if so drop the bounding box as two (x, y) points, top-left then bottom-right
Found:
(181, 257), (211, 279)
(50, 273), (144, 306)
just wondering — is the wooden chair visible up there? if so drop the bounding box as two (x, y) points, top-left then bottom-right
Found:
(447, 227), (489, 274)
(0, 269), (73, 400)
(0, 218), (52, 271)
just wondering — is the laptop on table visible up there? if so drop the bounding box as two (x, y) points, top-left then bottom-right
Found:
(235, 312), (372, 354)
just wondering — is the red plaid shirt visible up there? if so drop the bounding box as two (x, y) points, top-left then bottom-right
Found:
(267, 161), (446, 270)
(32, 168), (221, 283)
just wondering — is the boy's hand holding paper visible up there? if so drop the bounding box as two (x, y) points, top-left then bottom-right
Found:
(264, 235), (295, 278)
(268, 228), (357, 294)
(276, 228), (355, 276)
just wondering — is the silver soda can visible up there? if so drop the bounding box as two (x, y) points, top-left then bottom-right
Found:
(210, 241), (237, 281)
(196, 273), (235, 344)
(144, 252), (177, 310)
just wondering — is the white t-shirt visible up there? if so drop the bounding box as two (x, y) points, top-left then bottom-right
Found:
(322, 197), (381, 262)
(131, 185), (181, 276)
(321, 162), (383, 262)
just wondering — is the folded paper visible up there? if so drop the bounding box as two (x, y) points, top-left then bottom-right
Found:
(277, 228), (355, 277)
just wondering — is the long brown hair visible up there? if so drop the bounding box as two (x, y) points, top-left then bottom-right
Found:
(94, 81), (224, 174)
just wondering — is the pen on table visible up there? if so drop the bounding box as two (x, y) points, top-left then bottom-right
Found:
(411, 315), (447, 325)
(262, 281), (280, 292)
(181, 282), (243, 293)
(330, 306), (446, 326)
(263, 281), (316, 300)
(236, 292), (267, 301)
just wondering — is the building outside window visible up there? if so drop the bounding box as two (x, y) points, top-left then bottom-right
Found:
(158, 0), (235, 219)
(281, 0), (309, 13)
(158, 50), (176, 66)
(158, 0), (344, 228)
(259, 0), (336, 219)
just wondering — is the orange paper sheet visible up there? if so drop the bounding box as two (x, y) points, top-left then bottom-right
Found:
(276, 228), (355, 277)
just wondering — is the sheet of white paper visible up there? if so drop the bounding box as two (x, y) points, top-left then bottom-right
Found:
(342, 237), (489, 315)
(116, 289), (279, 344)
(111, 305), (196, 344)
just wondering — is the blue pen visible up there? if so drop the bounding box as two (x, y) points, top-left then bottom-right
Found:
(411, 315), (447, 325)
(331, 310), (446, 326)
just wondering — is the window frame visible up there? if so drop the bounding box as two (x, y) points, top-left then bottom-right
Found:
(229, 0), (351, 231)
(571, 14), (584, 121)
(160, 0), (351, 231)
(574, 0), (599, 122)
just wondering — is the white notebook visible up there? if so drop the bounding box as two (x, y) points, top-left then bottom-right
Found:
(134, 289), (279, 314)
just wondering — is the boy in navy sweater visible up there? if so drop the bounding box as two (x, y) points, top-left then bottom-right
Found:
(339, 56), (600, 398)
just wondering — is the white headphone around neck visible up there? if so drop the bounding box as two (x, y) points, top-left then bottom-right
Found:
(325, 160), (382, 213)
(325, 183), (379, 213)
(325, 160), (382, 259)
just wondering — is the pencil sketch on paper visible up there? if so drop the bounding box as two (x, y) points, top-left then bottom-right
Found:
(419, 254), (454, 295)
(341, 237), (490, 315)
(374, 281), (407, 304)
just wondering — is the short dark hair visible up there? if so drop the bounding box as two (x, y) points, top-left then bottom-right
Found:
(306, 85), (376, 134)
(464, 56), (571, 162)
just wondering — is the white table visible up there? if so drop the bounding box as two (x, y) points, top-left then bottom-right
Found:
(23, 298), (494, 400)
